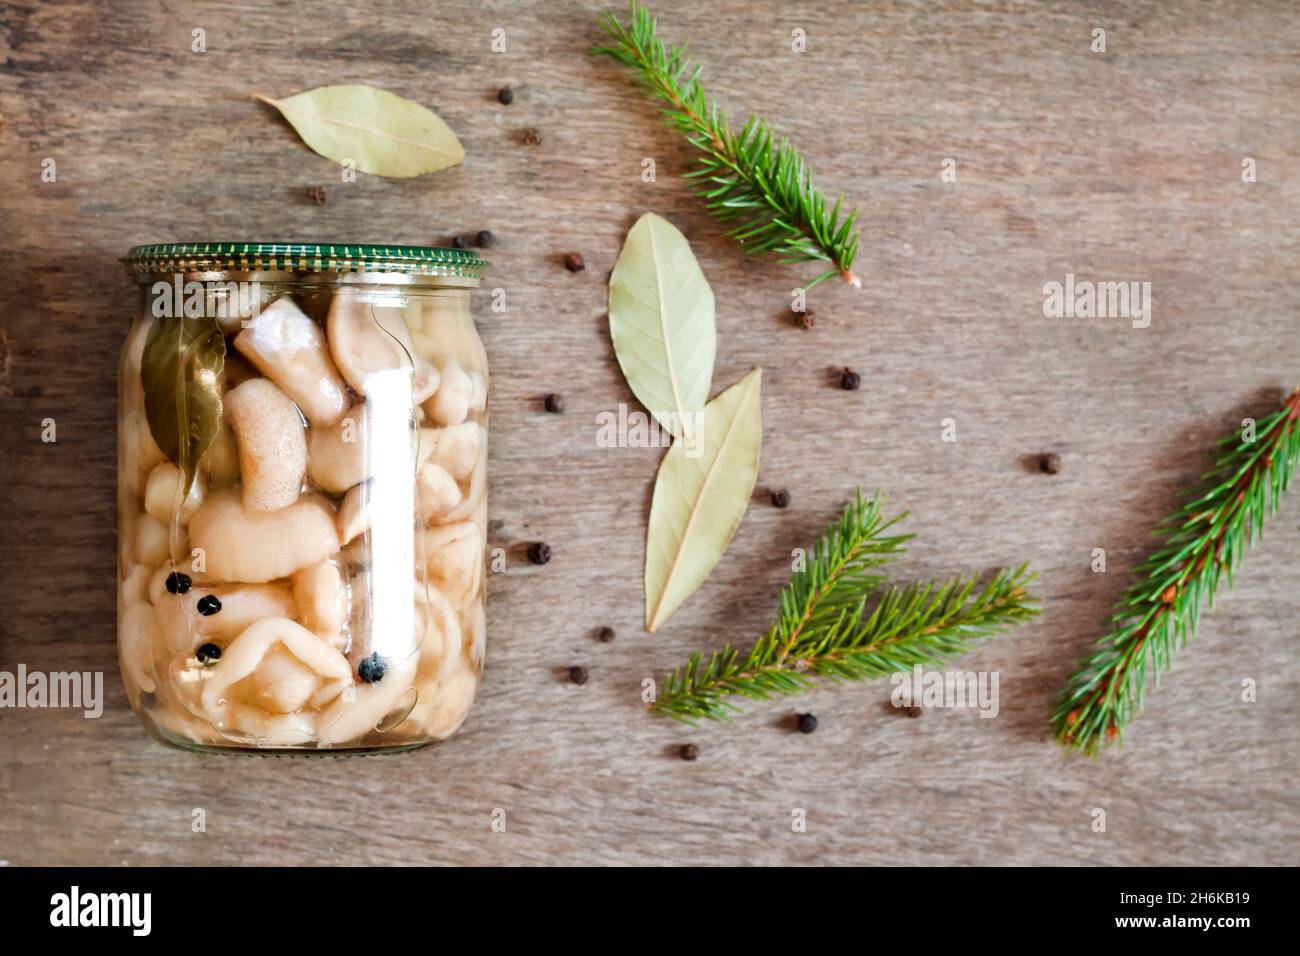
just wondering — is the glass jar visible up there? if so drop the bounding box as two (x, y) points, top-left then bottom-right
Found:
(117, 243), (489, 753)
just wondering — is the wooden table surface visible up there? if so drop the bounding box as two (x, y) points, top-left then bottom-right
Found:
(2, 0), (1298, 866)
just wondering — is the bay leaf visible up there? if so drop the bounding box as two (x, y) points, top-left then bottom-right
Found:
(609, 212), (716, 441)
(253, 84), (465, 178)
(140, 316), (226, 495)
(645, 367), (762, 632)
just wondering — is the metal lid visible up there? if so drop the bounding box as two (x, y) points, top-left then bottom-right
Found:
(122, 242), (488, 280)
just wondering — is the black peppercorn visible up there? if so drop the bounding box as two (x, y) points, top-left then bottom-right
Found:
(452, 234), (469, 249)
(840, 367), (861, 390)
(794, 308), (815, 330)
(358, 653), (387, 684)
(165, 571), (192, 595)
(596, 626), (615, 643)
(905, 705), (923, 718)
(196, 595), (222, 616)
(195, 643), (221, 665)
(522, 127), (541, 145)
(543, 393), (565, 413)
(562, 252), (585, 272)
(568, 665), (589, 685)
(1039, 452), (1062, 475)
(527, 542), (552, 565)
(497, 86), (514, 105)
(476, 229), (495, 248)
(679, 743), (699, 761)
(770, 489), (790, 509)
(797, 712), (818, 734)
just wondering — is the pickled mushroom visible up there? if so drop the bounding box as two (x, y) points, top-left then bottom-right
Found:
(425, 357), (472, 426)
(416, 460), (463, 519)
(119, 603), (161, 695)
(188, 488), (339, 583)
(417, 422), (479, 480)
(422, 521), (483, 608)
(307, 404), (373, 494)
(153, 581), (298, 653)
(316, 653), (417, 746)
(336, 482), (371, 545)
(200, 617), (351, 732)
(292, 560), (346, 638)
(327, 296), (439, 401)
(135, 513), (171, 566)
(143, 461), (204, 524)
(234, 296), (349, 425)
(225, 378), (308, 512)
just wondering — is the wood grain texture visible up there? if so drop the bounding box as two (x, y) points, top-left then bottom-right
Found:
(2, 0), (1299, 866)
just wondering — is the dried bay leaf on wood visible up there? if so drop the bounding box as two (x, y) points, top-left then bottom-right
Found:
(609, 212), (716, 441)
(140, 315), (226, 494)
(645, 367), (762, 632)
(253, 84), (465, 178)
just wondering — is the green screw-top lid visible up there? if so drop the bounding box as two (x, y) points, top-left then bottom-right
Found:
(122, 242), (488, 280)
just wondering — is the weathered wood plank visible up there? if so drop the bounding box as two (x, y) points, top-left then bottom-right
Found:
(1, 0), (1297, 865)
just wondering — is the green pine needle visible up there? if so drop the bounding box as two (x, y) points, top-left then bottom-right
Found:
(1053, 387), (1300, 755)
(651, 491), (1040, 723)
(594, 1), (863, 290)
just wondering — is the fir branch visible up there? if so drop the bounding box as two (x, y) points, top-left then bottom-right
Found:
(594, 1), (863, 290)
(1053, 387), (1300, 755)
(651, 491), (1040, 723)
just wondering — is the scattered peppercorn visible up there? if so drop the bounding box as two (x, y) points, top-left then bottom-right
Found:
(476, 229), (495, 248)
(562, 252), (585, 273)
(165, 571), (192, 595)
(1039, 452), (1062, 475)
(527, 541), (552, 565)
(452, 234), (469, 249)
(839, 367), (861, 390)
(905, 705), (923, 718)
(195, 643), (222, 665)
(595, 626), (615, 643)
(196, 595), (222, 616)
(497, 86), (514, 105)
(794, 308), (815, 330)
(307, 185), (327, 205)
(543, 392), (565, 413)
(522, 127), (542, 145)
(358, 652), (387, 684)
(568, 665), (589, 685)
(679, 743), (699, 761)
(797, 712), (818, 734)
(770, 489), (791, 509)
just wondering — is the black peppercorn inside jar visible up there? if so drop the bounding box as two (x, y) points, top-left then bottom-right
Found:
(118, 243), (490, 753)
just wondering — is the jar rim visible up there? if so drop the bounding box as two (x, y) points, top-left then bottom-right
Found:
(122, 242), (488, 280)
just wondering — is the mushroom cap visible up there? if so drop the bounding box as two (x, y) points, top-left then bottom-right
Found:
(189, 488), (340, 583)
(327, 296), (439, 400)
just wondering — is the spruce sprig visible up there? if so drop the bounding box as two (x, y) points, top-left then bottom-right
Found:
(652, 492), (1040, 722)
(1054, 387), (1300, 755)
(594, 1), (863, 289)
